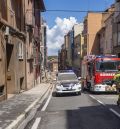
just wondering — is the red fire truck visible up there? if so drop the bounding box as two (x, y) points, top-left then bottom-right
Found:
(82, 55), (120, 92)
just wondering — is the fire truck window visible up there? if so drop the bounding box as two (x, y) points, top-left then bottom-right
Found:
(96, 61), (119, 71)
(117, 61), (120, 66)
(100, 63), (104, 70)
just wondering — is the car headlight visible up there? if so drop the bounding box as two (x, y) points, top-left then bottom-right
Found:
(76, 83), (81, 87)
(73, 83), (81, 89)
(56, 84), (62, 91)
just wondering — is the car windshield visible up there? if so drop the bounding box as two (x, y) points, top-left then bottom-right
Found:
(96, 61), (120, 71)
(58, 73), (77, 81)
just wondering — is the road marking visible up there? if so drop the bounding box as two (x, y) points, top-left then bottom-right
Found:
(89, 95), (105, 106)
(41, 93), (52, 111)
(89, 95), (96, 99)
(109, 108), (120, 118)
(97, 100), (105, 105)
(41, 85), (54, 111)
(89, 95), (120, 119)
(31, 85), (54, 129)
(31, 118), (41, 129)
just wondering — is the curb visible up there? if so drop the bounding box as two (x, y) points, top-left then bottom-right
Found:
(5, 84), (52, 129)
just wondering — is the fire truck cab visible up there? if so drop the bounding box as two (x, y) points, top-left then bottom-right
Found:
(82, 55), (120, 92)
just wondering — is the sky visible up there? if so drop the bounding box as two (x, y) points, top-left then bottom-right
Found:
(42, 0), (115, 56)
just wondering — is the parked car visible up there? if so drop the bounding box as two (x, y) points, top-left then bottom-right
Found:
(55, 72), (82, 96)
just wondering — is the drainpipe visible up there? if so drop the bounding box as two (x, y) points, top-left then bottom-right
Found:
(4, 31), (8, 99)
(24, 0), (27, 90)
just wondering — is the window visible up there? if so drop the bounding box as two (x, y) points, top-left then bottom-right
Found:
(0, 38), (2, 60)
(18, 42), (24, 60)
(113, 33), (117, 46)
(106, 41), (107, 49)
(118, 32), (120, 45)
(1, 0), (7, 20)
(118, 24), (120, 45)
(96, 61), (120, 71)
(58, 73), (77, 81)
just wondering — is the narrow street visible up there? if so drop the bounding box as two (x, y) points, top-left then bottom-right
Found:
(1, 0), (120, 129)
(26, 89), (120, 129)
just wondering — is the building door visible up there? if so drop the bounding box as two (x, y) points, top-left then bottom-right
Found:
(6, 43), (15, 94)
(20, 77), (24, 90)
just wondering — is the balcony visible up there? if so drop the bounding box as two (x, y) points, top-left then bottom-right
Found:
(25, 10), (35, 27)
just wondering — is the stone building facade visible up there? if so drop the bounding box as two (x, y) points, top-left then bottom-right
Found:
(0, 0), (46, 101)
(0, 0), (26, 101)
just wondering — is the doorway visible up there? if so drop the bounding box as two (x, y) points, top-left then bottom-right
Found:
(6, 43), (14, 94)
(20, 77), (24, 90)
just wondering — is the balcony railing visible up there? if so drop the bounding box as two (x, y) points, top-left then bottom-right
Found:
(25, 10), (35, 27)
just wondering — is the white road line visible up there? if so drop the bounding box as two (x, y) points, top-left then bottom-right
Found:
(89, 95), (96, 99)
(41, 93), (52, 111)
(97, 100), (105, 106)
(109, 108), (120, 118)
(89, 95), (120, 119)
(31, 85), (54, 129)
(89, 95), (105, 106)
(31, 117), (41, 129)
(41, 85), (54, 111)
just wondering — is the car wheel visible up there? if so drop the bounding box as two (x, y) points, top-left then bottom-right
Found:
(79, 92), (81, 95)
(76, 92), (81, 95)
(56, 93), (60, 97)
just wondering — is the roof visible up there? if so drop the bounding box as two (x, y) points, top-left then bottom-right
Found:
(35, 0), (46, 12)
(48, 56), (58, 60)
(49, 58), (58, 63)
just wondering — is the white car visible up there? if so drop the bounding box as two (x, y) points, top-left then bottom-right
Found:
(55, 72), (81, 96)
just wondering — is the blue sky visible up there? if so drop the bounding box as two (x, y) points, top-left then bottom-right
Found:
(42, 0), (115, 56)
(43, 0), (114, 27)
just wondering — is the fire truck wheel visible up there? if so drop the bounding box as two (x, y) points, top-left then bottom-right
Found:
(117, 100), (120, 106)
(90, 91), (96, 94)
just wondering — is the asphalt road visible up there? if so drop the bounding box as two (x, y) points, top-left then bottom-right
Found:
(26, 91), (120, 129)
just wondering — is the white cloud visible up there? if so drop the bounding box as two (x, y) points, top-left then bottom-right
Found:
(47, 17), (78, 56)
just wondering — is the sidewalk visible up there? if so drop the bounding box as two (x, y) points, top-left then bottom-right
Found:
(0, 83), (51, 129)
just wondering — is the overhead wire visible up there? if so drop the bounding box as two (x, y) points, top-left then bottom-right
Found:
(45, 10), (120, 13)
